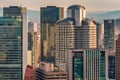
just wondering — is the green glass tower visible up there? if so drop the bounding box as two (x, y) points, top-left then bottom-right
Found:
(73, 53), (83, 80)
(67, 49), (108, 80)
(0, 17), (22, 80)
(0, 6), (27, 80)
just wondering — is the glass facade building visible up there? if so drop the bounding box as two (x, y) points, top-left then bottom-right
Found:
(73, 52), (83, 80)
(108, 55), (115, 79)
(0, 17), (22, 80)
(3, 6), (26, 17)
(67, 49), (108, 80)
(1, 6), (27, 80)
(40, 6), (64, 63)
(104, 19), (115, 50)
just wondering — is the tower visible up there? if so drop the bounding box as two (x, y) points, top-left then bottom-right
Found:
(104, 19), (115, 51)
(40, 6), (64, 63)
(115, 34), (120, 80)
(55, 18), (75, 71)
(80, 18), (97, 48)
(67, 49), (108, 80)
(67, 5), (86, 26)
(0, 6), (27, 80)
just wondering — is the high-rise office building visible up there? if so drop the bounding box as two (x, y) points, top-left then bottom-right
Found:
(28, 22), (40, 68)
(40, 6), (64, 63)
(67, 5), (86, 26)
(108, 55), (115, 79)
(0, 6), (27, 80)
(104, 19), (115, 50)
(115, 34), (120, 80)
(55, 17), (97, 71)
(55, 17), (75, 71)
(104, 19), (116, 80)
(67, 49), (108, 80)
(80, 18), (97, 48)
(0, 17), (26, 80)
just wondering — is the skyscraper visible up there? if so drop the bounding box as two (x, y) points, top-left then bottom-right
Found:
(104, 19), (116, 80)
(108, 55), (115, 79)
(0, 17), (26, 80)
(55, 17), (97, 71)
(40, 6), (64, 63)
(80, 18), (97, 48)
(55, 17), (75, 71)
(28, 22), (40, 68)
(104, 19), (115, 50)
(67, 49), (108, 80)
(67, 5), (86, 26)
(115, 34), (120, 80)
(0, 6), (27, 80)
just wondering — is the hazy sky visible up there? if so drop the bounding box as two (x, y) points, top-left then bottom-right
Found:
(0, 0), (120, 11)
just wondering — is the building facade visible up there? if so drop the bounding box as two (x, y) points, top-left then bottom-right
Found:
(104, 19), (115, 50)
(55, 17), (80, 71)
(0, 17), (26, 80)
(55, 17), (97, 71)
(28, 22), (40, 68)
(67, 49), (108, 80)
(35, 62), (67, 80)
(115, 34), (120, 80)
(0, 6), (27, 80)
(80, 18), (97, 49)
(67, 5), (86, 26)
(40, 6), (64, 63)
(108, 55), (115, 79)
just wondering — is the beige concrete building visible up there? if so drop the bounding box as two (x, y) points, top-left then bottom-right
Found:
(67, 5), (86, 26)
(55, 18), (75, 71)
(55, 18), (97, 71)
(80, 18), (97, 48)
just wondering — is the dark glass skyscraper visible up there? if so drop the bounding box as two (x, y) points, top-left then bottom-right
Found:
(0, 17), (22, 80)
(108, 55), (115, 79)
(40, 6), (64, 63)
(104, 19), (115, 50)
(3, 6), (26, 17)
(0, 6), (27, 80)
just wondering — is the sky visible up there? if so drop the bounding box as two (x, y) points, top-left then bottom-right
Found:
(0, 0), (120, 12)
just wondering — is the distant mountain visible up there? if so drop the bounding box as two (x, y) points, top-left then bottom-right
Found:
(87, 10), (120, 22)
(27, 10), (40, 23)
(28, 10), (120, 23)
